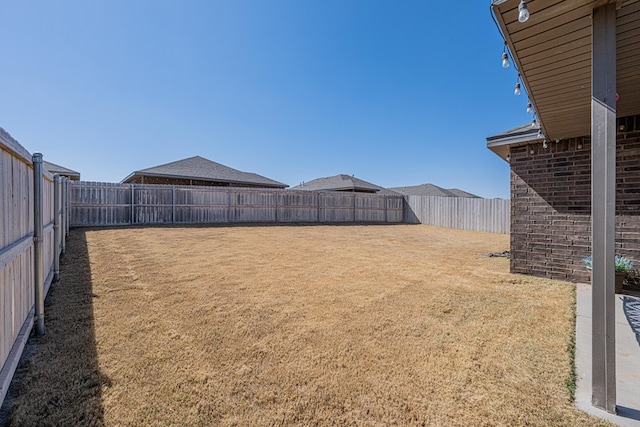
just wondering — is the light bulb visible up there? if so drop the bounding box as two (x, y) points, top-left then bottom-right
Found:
(532, 118), (537, 127)
(514, 82), (521, 96)
(506, 153), (511, 162)
(543, 140), (548, 149)
(526, 103), (533, 114)
(518, 0), (530, 23)
(501, 52), (510, 68)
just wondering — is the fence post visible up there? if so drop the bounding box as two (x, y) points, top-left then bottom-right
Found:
(53, 174), (61, 282)
(384, 195), (388, 223)
(64, 178), (70, 238)
(227, 188), (232, 223)
(317, 191), (321, 223)
(130, 184), (135, 225)
(32, 153), (45, 336)
(172, 185), (176, 224)
(61, 178), (67, 254)
(274, 190), (278, 223)
(353, 193), (356, 222)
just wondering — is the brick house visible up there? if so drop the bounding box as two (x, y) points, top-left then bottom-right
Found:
(289, 174), (399, 195)
(121, 156), (288, 189)
(487, 1), (640, 285)
(487, 118), (640, 283)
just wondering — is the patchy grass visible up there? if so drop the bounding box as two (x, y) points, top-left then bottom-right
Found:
(4, 225), (610, 426)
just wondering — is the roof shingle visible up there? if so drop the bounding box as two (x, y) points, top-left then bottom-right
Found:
(121, 156), (287, 188)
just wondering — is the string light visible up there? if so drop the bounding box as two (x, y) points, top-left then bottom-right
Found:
(501, 42), (510, 68)
(502, 52), (510, 68)
(526, 102), (533, 114)
(531, 118), (537, 128)
(543, 140), (548, 149)
(514, 76), (521, 96)
(518, 0), (530, 23)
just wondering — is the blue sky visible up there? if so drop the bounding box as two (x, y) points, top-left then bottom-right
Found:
(0, 1), (531, 199)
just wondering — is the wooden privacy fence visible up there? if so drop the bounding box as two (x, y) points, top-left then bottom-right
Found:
(70, 182), (404, 226)
(403, 195), (510, 234)
(0, 129), (69, 407)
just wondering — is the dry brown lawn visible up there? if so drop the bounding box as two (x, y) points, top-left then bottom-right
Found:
(4, 225), (610, 426)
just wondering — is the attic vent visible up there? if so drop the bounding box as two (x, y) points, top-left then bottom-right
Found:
(617, 115), (640, 133)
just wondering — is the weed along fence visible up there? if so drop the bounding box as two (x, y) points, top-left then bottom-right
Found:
(69, 182), (404, 226)
(403, 195), (510, 234)
(0, 129), (69, 407)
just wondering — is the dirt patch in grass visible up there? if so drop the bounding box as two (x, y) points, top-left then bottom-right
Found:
(3, 225), (610, 426)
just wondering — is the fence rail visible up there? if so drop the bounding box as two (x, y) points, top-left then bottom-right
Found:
(403, 195), (510, 234)
(0, 129), (68, 408)
(70, 182), (404, 226)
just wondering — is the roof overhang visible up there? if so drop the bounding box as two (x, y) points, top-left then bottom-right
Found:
(486, 124), (543, 160)
(491, 0), (640, 141)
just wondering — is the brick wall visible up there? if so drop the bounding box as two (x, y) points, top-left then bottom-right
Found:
(510, 127), (640, 283)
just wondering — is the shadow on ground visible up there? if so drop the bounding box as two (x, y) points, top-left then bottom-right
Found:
(0, 230), (106, 426)
(623, 296), (640, 347)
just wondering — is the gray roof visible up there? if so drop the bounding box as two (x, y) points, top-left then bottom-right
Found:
(43, 160), (81, 179)
(389, 183), (479, 198)
(289, 174), (399, 194)
(121, 156), (287, 188)
(486, 122), (543, 161)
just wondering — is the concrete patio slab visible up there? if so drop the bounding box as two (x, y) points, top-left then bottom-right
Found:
(575, 283), (640, 426)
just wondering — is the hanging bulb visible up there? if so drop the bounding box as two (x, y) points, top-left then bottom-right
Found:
(532, 118), (538, 127)
(543, 140), (548, 149)
(506, 153), (511, 162)
(501, 52), (510, 68)
(537, 129), (542, 138)
(518, 0), (530, 23)
(526, 102), (533, 114)
(514, 82), (521, 96)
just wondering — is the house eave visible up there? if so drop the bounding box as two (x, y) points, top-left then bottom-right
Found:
(486, 128), (543, 161)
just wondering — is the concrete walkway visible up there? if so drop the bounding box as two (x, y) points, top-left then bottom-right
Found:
(575, 283), (640, 426)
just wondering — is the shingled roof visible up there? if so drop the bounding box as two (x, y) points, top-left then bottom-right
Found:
(43, 160), (81, 180)
(121, 156), (287, 188)
(486, 122), (542, 161)
(389, 183), (479, 198)
(289, 174), (398, 194)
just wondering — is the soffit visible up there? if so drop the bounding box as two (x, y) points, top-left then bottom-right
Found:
(492, 0), (640, 140)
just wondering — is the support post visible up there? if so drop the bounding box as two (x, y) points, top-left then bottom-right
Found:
(32, 153), (45, 336)
(591, 2), (617, 414)
(53, 174), (61, 282)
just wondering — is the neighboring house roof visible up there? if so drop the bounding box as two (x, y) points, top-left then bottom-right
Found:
(486, 122), (542, 161)
(289, 174), (398, 194)
(121, 156), (288, 188)
(389, 183), (479, 198)
(43, 160), (81, 180)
